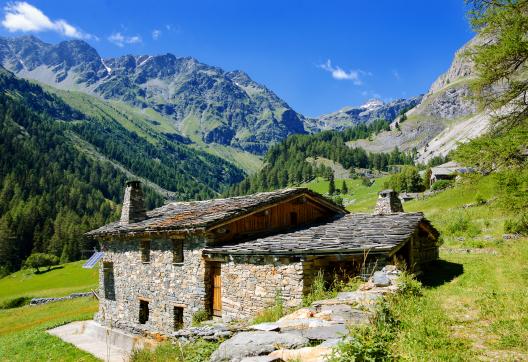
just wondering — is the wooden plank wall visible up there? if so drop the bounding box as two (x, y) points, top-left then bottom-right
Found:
(209, 197), (331, 243)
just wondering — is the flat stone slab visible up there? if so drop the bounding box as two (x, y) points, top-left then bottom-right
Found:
(47, 320), (154, 362)
(249, 322), (281, 331)
(210, 331), (308, 362)
(288, 324), (349, 341)
(276, 318), (337, 331)
(318, 304), (372, 325)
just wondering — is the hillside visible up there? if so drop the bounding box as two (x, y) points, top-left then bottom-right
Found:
(0, 260), (97, 305)
(226, 120), (415, 196)
(0, 260), (99, 361)
(0, 35), (306, 155)
(0, 69), (245, 273)
(348, 36), (490, 163)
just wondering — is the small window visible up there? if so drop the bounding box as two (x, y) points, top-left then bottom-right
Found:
(139, 300), (149, 324)
(290, 212), (298, 226)
(140, 240), (150, 263)
(173, 240), (184, 264)
(174, 306), (184, 330)
(103, 262), (115, 300)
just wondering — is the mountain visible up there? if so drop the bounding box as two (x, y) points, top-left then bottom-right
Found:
(0, 35), (306, 155)
(348, 36), (490, 163)
(305, 96), (423, 132)
(0, 67), (250, 272)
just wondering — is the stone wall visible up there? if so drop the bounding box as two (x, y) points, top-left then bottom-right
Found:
(220, 257), (304, 321)
(95, 236), (209, 335)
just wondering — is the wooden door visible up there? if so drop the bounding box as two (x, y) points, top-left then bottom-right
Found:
(211, 263), (222, 317)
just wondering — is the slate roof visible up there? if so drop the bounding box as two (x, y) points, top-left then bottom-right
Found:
(431, 161), (472, 177)
(203, 212), (437, 256)
(86, 188), (346, 238)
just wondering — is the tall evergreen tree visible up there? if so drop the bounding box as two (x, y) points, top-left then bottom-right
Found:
(341, 180), (349, 194)
(328, 174), (336, 195)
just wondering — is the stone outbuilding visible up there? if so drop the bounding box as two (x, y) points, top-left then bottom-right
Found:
(430, 161), (472, 185)
(86, 182), (440, 335)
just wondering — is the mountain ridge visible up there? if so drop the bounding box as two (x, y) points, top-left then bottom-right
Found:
(0, 35), (307, 155)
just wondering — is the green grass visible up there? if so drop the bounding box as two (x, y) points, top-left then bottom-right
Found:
(0, 297), (99, 361)
(302, 176), (389, 211)
(323, 174), (528, 359)
(389, 243), (528, 360)
(0, 260), (98, 304)
(131, 339), (221, 362)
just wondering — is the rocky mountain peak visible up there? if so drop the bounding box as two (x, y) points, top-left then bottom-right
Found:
(0, 35), (306, 155)
(361, 98), (384, 110)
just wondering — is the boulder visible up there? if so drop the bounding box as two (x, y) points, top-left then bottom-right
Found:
(269, 346), (332, 362)
(372, 271), (391, 287)
(210, 331), (308, 362)
(277, 308), (315, 321)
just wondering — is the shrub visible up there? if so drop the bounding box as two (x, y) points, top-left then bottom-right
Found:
(252, 291), (285, 324)
(191, 309), (210, 326)
(396, 272), (423, 297)
(431, 179), (453, 191)
(328, 301), (398, 362)
(444, 211), (481, 237)
(23, 253), (60, 273)
(0, 296), (33, 309)
(331, 195), (344, 207)
(504, 213), (528, 235)
(131, 339), (220, 362)
(303, 271), (328, 306)
(303, 270), (361, 307)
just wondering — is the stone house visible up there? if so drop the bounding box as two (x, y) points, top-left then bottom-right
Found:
(86, 182), (440, 336)
(430, 161), (472, 185)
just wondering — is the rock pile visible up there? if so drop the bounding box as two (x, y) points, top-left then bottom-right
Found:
(209, 265), (401, 362)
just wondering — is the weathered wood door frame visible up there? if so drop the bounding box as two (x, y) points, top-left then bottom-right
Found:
(210, 262), (222, 317)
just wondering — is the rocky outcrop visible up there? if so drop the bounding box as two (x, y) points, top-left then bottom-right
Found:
(307, 96), (423, 132)
(347, 36), (492, 163)
(209, 265), (401, 362)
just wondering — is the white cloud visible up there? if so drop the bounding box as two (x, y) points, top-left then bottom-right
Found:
(2, 2), (93, 39)
(319, 59), (365, 85)
(152, 29), (161, 40)
(392, 70), (400, 80)
(108, 32), (142, 47)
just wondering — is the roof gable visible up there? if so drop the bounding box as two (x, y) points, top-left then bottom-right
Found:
(86, 188), (346, 239)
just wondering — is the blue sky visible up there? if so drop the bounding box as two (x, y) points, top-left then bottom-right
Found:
(0, 1), (474, 117)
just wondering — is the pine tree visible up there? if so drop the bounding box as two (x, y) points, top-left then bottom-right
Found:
(328, 174), (336, 195)
(341, 180), (349, 194)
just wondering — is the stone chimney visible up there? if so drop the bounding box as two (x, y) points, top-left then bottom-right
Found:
(374, 189), (403, 215)
(120, 180), (146, 225)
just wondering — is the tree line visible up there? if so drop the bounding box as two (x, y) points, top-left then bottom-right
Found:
(226, 119), (416, 196)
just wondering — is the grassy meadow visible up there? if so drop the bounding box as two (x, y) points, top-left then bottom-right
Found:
(305, 174), (528, 360)
(0, 260), (99, 361)
(0, 260), (98, 305)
